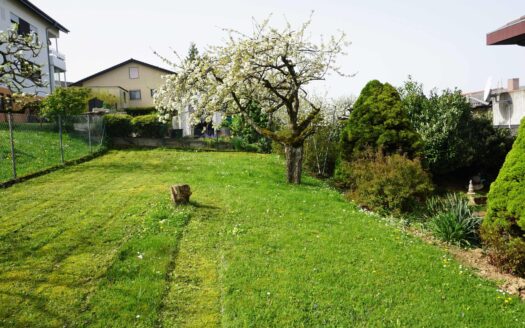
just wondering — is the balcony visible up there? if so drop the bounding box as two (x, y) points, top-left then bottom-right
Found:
(49, 49), (66, 72)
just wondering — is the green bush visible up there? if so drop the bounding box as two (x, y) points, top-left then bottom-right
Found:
(343, 150), (433, 215)
(222, 103), (272, 153)
(131, 114), (167, 138)
(399, 77), (513, 177)
(41, 87), (91, 119)
(481, 118), (525, 276)
(468, 115), (514, 179)
(125, 107), (157, 116)
(426, 193), (481, 246)
(104, 113), (133, 137)
(333, 159), (353, 190)
(231, 137), (260, 152)
(340, 80), (422, 161)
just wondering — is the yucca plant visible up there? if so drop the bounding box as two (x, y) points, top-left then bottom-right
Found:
(425, 193), (481, 246)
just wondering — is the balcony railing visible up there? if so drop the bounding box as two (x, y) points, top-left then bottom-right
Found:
(49, 49), (66, 72)
(50, 49), (65, 60)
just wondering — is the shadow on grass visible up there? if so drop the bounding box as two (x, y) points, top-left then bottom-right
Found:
(187, 200), (220, 210)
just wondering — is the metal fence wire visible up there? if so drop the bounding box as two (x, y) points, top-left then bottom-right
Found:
(0, 112), (105, 183)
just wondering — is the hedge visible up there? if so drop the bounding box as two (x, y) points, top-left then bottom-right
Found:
(481, 117), (525, 276)
(131, 114), (167, 138)
(125, 107), (157, 116)
(104, 113), (133, 137)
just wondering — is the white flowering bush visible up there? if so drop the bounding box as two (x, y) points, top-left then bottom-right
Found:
(154, 16), (349, 183)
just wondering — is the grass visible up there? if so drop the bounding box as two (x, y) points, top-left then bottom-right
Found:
(0, 123), (99, 182)
(1, 149), (524, 327)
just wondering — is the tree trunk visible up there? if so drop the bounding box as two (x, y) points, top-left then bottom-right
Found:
(284, 144), (304, 184)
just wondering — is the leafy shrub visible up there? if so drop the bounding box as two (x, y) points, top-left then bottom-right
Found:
(481, 117), (525, 276)
(340, 80), (422, 161)
(468, 115), (514, 178)
(91, 90), (119, 109)
(131, 114), (167, 138)
(41, 87), (91, 119)
(231, 136), (259, 152)
(399, 77), (513, 177)
(343, 150), (433, 215)
(426, 193), (481, 246)
(222, 103), (272, 153)
(104, 113), (133, 137)
(399, 78), (471, 175)
(125, 107), (157, 116)
(333, 159), (353, 190)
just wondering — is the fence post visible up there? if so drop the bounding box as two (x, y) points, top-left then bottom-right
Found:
(58, 115), (65, 164)
(87, 114), (92, 153)
(7, 112), (17, 179)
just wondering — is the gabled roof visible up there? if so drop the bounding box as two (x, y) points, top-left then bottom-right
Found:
(18, 0), (69, 33)
(73, 58), (175, 86)
(487, 15), (525, 46)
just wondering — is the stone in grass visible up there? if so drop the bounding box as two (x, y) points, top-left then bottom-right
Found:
(171, 184), (192, 205)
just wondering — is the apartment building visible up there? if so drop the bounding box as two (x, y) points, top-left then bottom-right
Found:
(0, 0), (69, 96)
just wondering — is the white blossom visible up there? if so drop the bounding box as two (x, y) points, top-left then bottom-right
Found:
(154, 16), (349, 134)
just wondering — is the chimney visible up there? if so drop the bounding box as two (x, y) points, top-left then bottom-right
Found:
(508, 78), (520, 91)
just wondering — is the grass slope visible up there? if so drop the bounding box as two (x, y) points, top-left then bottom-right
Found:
(0, 124), (96, 182)
(0, 149), (524, 327)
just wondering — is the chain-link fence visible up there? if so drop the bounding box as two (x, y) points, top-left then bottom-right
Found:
(0, 113), (105, 183)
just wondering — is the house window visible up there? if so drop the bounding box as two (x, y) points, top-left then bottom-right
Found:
(10, 13), (31, 36)
(150, 89), (157, 98)
(129, 67), (139, 79)
(129, 90), (141, 100)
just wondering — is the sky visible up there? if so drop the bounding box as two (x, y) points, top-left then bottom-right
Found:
(32, 0), (525, 98)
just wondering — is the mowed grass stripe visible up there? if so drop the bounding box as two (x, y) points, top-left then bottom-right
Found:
(0, 173), (139, 263)
(159, 207), (224, 328)
(0, 175), (146, 325)
(0, 150), (190, 327)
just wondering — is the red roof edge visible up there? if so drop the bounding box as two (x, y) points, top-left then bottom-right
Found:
(487, 16), (525, 46)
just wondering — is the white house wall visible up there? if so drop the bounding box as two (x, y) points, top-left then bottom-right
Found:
(493, 90), (525, 130)
(173, 110), (193, 137)
(0, 0), (61, 95)
(172, 105), (224, 137)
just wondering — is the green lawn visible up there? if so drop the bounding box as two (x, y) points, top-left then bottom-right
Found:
(0, 149), (524, 327)
(0, 123), (98, 182)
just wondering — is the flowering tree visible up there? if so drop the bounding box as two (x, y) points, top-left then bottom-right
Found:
(0, 26), (44, 95)
(155, 17), (348, 184)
